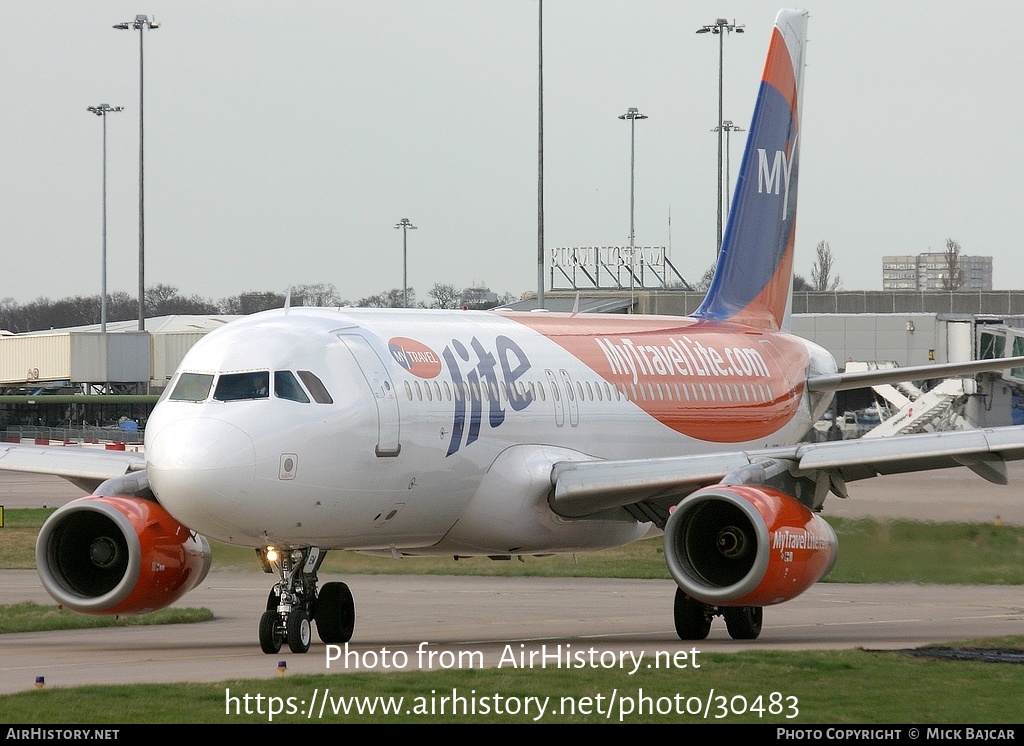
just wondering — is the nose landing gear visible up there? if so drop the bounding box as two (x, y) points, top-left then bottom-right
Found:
(257, 546), (355, 654)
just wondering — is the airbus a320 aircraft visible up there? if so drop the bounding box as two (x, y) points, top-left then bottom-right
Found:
(6, 9), (1024, 654)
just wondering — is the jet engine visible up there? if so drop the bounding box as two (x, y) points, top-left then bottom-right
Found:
(35, 496), (211, 615)
(663, 484), (837, 607)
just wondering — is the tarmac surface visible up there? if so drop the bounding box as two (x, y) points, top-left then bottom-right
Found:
(1, 466), (1023, 695)
(2, 571), (1022, 695)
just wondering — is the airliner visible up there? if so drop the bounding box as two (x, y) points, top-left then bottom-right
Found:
(6, 9), (1024, 654)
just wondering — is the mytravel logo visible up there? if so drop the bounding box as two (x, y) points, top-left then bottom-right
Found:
(387, 337), (442, 378)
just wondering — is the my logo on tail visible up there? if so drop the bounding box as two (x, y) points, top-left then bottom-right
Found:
(757, 134), (798, 216)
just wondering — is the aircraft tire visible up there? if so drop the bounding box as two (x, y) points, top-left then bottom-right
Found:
(259, 610), (282, 654)
(674, 588), (712, 640)
(287, 608), (312, 653)
(316, 581), (355, 644)
(723, 605), (763, 640)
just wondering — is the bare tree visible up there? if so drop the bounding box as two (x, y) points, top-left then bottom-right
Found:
(811, 240), (841, 291)
(146, 284), (218, 316)
(292, 283), (342, 307)
(427, 283), (461, 309)
(942, 238), (965, 291)
(696, 264), (716, 292)
(355, 288), (412, 308)
(219, 291), (286, 315)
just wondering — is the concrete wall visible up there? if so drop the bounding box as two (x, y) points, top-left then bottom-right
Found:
(789, 314), (937, 367)
(69, 333), (150, 384)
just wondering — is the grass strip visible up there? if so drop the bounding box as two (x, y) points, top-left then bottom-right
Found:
(2, 644), (1022, 723)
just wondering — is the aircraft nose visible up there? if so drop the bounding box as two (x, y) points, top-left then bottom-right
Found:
(147, 417), (256, 524)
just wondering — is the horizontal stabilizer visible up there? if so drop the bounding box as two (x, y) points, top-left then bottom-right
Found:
(807, 356), (1024, 393)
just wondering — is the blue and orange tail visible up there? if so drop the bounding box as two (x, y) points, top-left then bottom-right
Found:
(693, 9), (808, 331)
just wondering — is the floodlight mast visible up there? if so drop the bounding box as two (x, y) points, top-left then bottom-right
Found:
(113, 15), (159, 331)
(87, 104), (124, 334)
(696, 18), (744, 255)
(394, 218), (418, 308)
(619, 107), (648, 313)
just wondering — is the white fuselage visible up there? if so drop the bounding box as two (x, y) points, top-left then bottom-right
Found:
(145, 308), (835, 554)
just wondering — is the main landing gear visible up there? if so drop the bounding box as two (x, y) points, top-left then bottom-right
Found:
(673, 588), (763, 641)
(257, 546), (355, 654)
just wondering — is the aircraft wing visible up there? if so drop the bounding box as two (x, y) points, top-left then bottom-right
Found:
(0, 443), (145, 494)
(549, 425), (1024, 520)
(807, 356), (1024, 392)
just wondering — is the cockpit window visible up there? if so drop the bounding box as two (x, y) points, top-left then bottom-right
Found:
(169, 372), (215, 402)
(297, 370), (333, 404)
(274, 371), (310, 403)
(214, 371), (270, 401)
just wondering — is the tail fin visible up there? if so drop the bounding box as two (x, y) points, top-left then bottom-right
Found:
(692, 9), (808, 331)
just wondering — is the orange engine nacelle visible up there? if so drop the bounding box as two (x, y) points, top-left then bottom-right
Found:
(35, 496), (212, 616)
(663, 484), (838, 607)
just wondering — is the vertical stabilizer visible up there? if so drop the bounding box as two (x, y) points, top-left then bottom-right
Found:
(693, 9), (808, 331)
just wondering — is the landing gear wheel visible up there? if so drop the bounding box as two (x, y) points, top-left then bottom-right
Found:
(287, 608), (312, 653)
(259, 610), (282, 654)
(316, 582), (355, 644)
(674, 588), (712, 640)
(266, 589), (279, 611)
(723, 605), (763, 640)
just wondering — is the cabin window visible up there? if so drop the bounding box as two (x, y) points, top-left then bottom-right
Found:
(274, 371), (309, 403)
(214, 371), (270, 401)
(297, 370), (334, 404)
(169, 372), (214, 402)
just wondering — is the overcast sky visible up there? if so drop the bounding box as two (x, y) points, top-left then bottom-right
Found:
(3, 1), (1022, 306)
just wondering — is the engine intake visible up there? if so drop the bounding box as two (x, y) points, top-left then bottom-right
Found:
(36, 496), (211, 615)
(663, 485), (837, 607)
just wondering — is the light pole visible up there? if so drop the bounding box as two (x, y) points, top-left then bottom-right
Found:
(697, 18), (743, 254)
(537, 0), (545, 310)
(619, 107), (647, 312)
(711, 120), (745, 222)
(114, 15), (159, 331)
(394, 218), (417, 308)
(87, 104), (123, 334)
